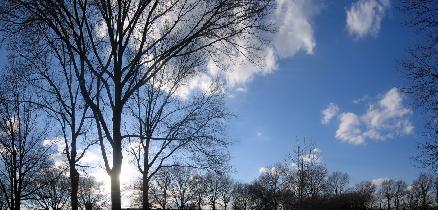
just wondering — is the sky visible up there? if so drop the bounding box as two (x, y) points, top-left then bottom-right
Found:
(0, 0), (429, 207)
(224, 0), (425, 185)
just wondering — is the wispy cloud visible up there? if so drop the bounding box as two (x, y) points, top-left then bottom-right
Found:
(257, 131), (263, 137)
(321, 102), (340, 124)
(324, 88), (414, 145)
(346, 0), (390, 39)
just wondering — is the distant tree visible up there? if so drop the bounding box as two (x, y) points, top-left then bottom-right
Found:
(434, 176), (438, 206)
(406, 186), (418, 210)
(77, 176), (108, 210)
(232, 183), (251, 210)
(218, 174), (233, 210)
(412, 173), (433, 210)
(0, 67), (53, 210)
(149, 168), (172, 209)
(29, 167), (70, 210)
(393, 180), (407, 210)
(400, 0), (438, 171)
(290, 142), (327, 202)
(189, 174), (207, 210)
(253, 163), (288, 210)
(355, 181), (376, 209)
(327, 171), (349, 196)
(169, 167), (195, 209)
(205, 172), (222, 210)
(381, 179), (396, 210)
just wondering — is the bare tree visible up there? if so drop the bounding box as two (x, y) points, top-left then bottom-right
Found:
(29, 167), (70, 210)
(232, 183), (251, 210)
(412, 173), (433, 210)
(327, 171), (349, 196)
(127, 63), (231, 209)
(380, 179), (396, 210)
(169, 166), (196, 209)
(0, 66), (53, 210)
(205, 172), (224, 210)
(190, 174), (207, 210)
(218, 174), (233, 210)
(0, 1), (273, 208)
(78, 176), (108, 210)
(289, 141), (326, 204)
(149, 167), (172, 209)
(400, 0), (438, 170)
(255, 163), (288, 210)
(393, 180), (407, 210)
(4, 25), (95, 210)
(355, 181), (376, 209)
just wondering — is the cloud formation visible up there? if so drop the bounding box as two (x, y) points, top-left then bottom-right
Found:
(371, 177), (389, 186)
(324, 88), (414, 145)
(346, 0), (390, 39)
(178, 0), (321, 97)
(321, 102), (340, 124)
(275, 0), (318, 57)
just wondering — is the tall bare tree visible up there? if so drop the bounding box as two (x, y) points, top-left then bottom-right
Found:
(0, 1), (273, 208)
(127, 58), (231, 209)
(380, 179), (396, 210)
(400, 0), (438, 170)
(0, 65), (53, 210)
(393, 180), (407, 210)
(4, 25), (95, 210)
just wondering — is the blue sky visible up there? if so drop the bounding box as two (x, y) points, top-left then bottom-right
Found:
(226, 0), (425, 185)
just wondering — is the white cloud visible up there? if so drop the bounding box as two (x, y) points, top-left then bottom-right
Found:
(346, 0), (390, 39)
(336, 112), (365, 145)
(332, 88), (413, 145)
(257, 131), (263, 137)
(258, 167), (269, 174)
(258, 166), (284, 175)
(371, 177), (389, 186)
(275, 0), (318, 57)
(179, 0), (321, 95)
(321, 102), (340, 124)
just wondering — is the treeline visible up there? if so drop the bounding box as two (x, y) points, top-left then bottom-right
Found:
(133, 143), (438, 210)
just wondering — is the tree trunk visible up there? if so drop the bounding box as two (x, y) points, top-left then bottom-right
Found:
(142, 137), (151, 210)
(70, 165), (79, 210)
(111, 142), (122, 210)
(142, 175), (150, 210)
(13, 193), (20, 210)
(387, 197), (390, 210)
(111, 102), (123, 210)
(197, 195), (202, 210)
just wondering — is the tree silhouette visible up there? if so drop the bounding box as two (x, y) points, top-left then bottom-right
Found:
(0, 1), (273, 208)
(0, 66), (53, 210)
